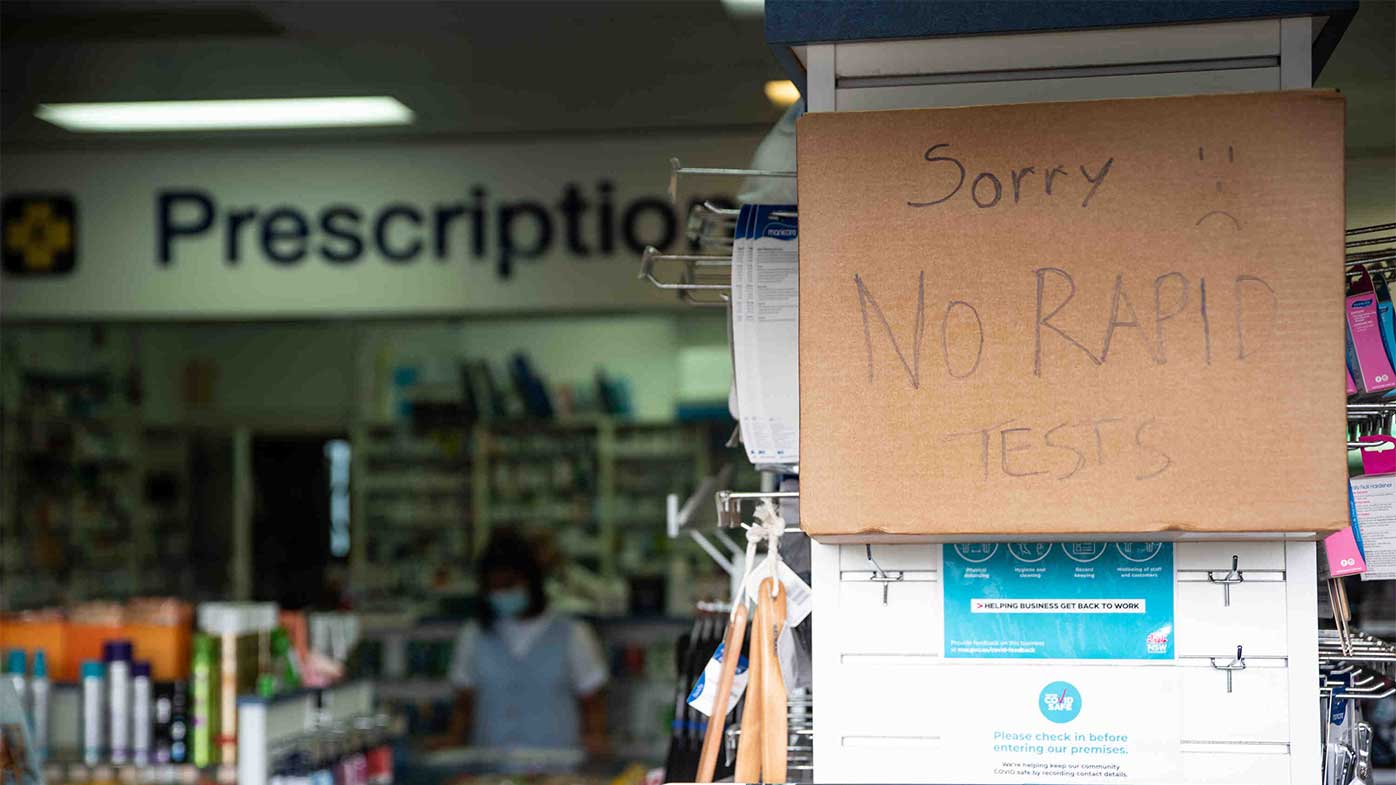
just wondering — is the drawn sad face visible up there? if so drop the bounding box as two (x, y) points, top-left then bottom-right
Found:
(1194, 144), (1241, 231)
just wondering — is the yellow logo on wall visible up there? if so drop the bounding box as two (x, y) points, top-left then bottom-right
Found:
(3, 195), (77, 275)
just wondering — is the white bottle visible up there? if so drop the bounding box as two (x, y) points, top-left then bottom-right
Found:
(132, 660), (152, 766)
(105, 640), (133, 764)
(31, 650), (50, 762)
(81, 660), (105, 765)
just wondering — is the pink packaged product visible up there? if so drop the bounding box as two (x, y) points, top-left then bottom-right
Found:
(1347, 365), (1358, 395)
(1359, 435), (1396, 475)
(1323, 525), (1367, 578)
(1327, 437), (1393, 578)
(1346, 266), (1396, 393)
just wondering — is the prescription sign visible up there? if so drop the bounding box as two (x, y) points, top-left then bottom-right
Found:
(943, 542), (1175, 659)
(0, 131), (760, 320)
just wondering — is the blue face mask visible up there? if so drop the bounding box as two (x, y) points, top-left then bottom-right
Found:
(488, 587), (529, 619)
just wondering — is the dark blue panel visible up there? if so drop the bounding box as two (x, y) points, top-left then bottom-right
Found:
(767, 0), (1356, 82)
(766, 0), (1356, 43)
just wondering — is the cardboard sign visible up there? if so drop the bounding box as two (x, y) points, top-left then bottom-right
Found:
(797, 91), (1347, 538)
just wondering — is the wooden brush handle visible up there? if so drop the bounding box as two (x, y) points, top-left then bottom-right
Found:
(762, 581), (788, 784)
(734, 591), (766, 783)
(696, 603), (748, 783)
(736, 578), (788, 784)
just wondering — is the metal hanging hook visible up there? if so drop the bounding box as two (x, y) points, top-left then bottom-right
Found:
(1209, 644), (1246, 693)
(865, 544), (904, 606)
(1206, 555), (1244, 607)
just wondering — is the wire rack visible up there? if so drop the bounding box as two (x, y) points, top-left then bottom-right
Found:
(1319, 628), (1396, 701)
(639, 159), (797, 307)
(1344, 223), (1396, 274)
(724, 689), (815, 781)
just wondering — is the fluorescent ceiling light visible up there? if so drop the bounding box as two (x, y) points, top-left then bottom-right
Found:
(764, 80), (801, 108)
(720, 0), (764, 17)
(35, 97), (415, 132)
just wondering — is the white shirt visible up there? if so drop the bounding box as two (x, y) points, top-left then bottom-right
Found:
(447, 612), (609, 696)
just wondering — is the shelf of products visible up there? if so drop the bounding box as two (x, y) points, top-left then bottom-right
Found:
(1, 407), (142, 609)
(353, 424), (474, 604)
(0, 349), (176, 609)
(3, 598), (394, 785)
(350, 418), (712, 609)
(0, 415), (215, 609)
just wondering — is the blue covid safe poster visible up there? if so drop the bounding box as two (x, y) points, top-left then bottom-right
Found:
(943, 542), (1175, 660)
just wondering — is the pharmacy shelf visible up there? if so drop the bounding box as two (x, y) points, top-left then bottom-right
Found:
(0, 390), (160, 609)
(352, 417), (708, 604)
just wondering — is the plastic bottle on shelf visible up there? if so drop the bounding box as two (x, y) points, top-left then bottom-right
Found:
(31, 649), (50, 762)
(104, 640), (134, 764)
(270, 628), (302, 693)
(5, 649), (27, 708)
(132, 661), (152, 766)
(190, 634), (219, 768)
(81, 660), (106, 766)
(218, 621), (239, 766)
(153, 683), (174, 764)
(153, 681), (190, 765)
(168, 682), (189, 764)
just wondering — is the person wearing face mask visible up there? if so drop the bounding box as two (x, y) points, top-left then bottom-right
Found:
(442, 532), (609, 756)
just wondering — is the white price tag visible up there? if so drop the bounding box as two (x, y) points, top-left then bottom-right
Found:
(744, 560), (814, 627)
(776, 624), (799, 690)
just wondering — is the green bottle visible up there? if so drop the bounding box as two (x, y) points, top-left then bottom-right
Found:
(191, 633), (220, 767)
(270, 628), (302, 693)
(256, 673), (279, 699)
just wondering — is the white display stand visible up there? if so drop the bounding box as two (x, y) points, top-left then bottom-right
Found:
(780, 10), (1342, 784)
(812, 542), (1318, 784)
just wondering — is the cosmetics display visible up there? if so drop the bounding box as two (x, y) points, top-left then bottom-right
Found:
(1, 599), (391, 785)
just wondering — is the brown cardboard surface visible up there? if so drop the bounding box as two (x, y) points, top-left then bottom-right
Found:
(797, 90), (1347, 539)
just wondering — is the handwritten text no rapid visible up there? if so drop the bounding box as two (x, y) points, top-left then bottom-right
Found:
(846, 144), (1279, 484)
